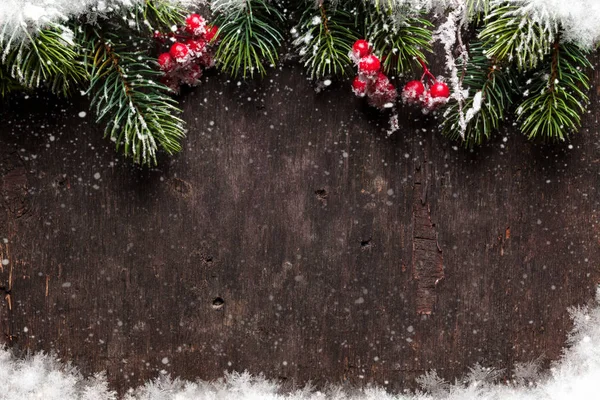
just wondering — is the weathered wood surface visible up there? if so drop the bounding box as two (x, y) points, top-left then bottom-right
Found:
(1, 62), (600, 394)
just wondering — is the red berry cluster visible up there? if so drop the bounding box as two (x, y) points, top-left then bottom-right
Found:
(155, 14), (219, 92)
(349, 40), (397, 110)
(401, 59), (450, 113)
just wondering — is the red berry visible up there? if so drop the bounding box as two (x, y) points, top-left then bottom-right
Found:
(352, 39), (370, 59)
(421, 91), (433, 110)
(385, 83), (397, 97)
(169, 42), (189, 62)
(157, 52), (174, 71)
(374, 72), (389, 92)
(429, 81), (450, 98)
(186, 39), (206, 55)
(401, 80), (425, 105)
(186, 13), (206, 36)
(204, 25), (219, 42)
(358, 55), (380, 75)
(352, 76), (367, 97)
(420, 89), (448, 113)
(369, 82), (397, 109)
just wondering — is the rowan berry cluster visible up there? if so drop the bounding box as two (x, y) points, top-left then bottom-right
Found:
(155, 14), (218, 92)
(349, 40), (397, 110)
(401, 59), (450, 113)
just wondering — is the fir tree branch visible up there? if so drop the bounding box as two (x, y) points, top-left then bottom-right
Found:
(213, 0), (284, 78)
(516, 40), (591, 141)
(441, 42), (516, 146)
(135, 0), (187, 34)
(2, 27), (86, 95)
(370, 0), (395, 11)
(78, 0), (188, 166)
(84, 30), (185, 165)
(479, 1), (556, 70)
(293, 0), (360, 79)
(366, 7), (433, 76)
(466, 0), (491, 22)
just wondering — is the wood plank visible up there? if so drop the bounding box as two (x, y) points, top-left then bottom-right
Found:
(0, 60), (599, 395)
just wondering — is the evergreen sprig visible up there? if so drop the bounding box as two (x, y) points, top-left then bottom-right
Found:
(294, 1), (360, 78)
(442, 42), (516, 146)
(2, 27), (86, 96)
(516, 40), (591, 141)
(0, 0), (595, 161)
(84, 31), (185, 165)
(139, 0), (187, 33)
(479, 1), (557, 71)
(466, 0), (491, 21)
(366, 9), (433, 76)
(213, 0), (284, 78)
(77, 1), (187, 166)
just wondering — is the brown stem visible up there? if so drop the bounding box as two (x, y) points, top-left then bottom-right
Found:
(418, 58), (436, 84)
(319, 1), (329, 34)
(549, 36), (560, 93)
(103, 42), (133, 96)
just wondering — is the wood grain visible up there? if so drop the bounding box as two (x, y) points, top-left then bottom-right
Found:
(1, 61), (600, 395)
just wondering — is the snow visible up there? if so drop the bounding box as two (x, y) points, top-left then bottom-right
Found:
(210, 0), (247, 13)
(367, 0), (452, 14)
(433, 2), (468, 128)
(2, 286), (600, 399)
(1, 0), (599, 56)
(1, 1), (136, 47)
(4, 0), (597, 49)
(377, 0), (600, 48)
(463, 90), (483, 128)
(0, 0), (192, 51)
(510, 0), (600, 48)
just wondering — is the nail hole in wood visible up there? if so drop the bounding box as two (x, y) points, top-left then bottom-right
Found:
(212, 297), (224, 310)
(55, 175), (67, 186)
(315, 189), (328, 205)
(361, 238), (372, 249)
(315, 189), (328, 198)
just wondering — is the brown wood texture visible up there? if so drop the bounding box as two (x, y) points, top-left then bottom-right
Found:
(1, 61), (600, 394)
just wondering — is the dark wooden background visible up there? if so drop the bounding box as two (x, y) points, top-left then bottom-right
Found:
(1, 57), (600, 394)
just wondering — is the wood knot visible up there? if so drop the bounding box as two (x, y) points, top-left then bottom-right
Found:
(168, 177), (192, 197)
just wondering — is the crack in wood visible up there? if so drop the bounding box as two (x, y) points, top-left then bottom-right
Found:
(412, 181), (444, 315)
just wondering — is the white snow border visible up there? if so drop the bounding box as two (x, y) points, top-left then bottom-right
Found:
(2, 286), (600, 399)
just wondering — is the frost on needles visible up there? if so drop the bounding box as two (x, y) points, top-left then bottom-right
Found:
(0, 1), (143, 49)
(6, 1), (599, 50)
(371, 0), (600, 49)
